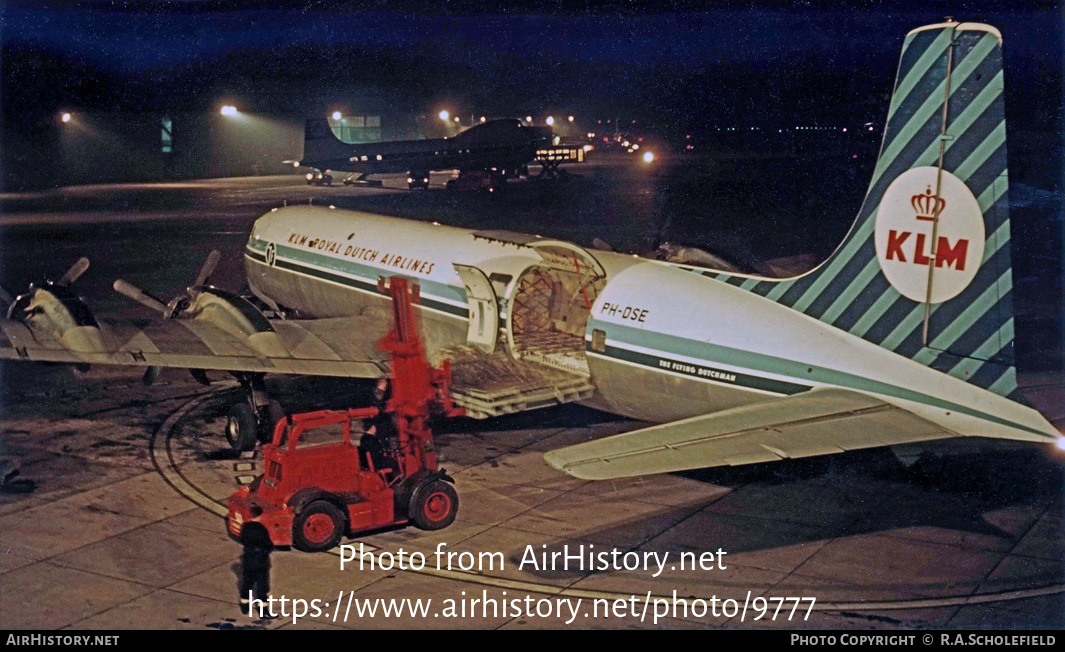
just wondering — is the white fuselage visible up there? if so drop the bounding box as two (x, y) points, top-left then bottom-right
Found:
(244, 206), (1058, 445)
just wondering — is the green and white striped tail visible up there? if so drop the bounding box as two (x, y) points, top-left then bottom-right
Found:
(703, 22), (1018, 398)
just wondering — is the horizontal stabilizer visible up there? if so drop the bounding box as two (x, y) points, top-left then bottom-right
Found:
(544, 389), (956, 480)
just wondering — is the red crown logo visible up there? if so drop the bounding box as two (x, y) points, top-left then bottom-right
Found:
(911, 186), (946, 222)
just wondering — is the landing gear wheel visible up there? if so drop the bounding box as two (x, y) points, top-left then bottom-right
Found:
(259, 400), (285, 444)
(293, 501), (346, 552)
(409, 480), (458, 530)
(225, 403), (258, 453)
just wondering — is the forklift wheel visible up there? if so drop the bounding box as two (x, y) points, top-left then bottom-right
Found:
(409, 480), (458, 531)
(225, 403), (258, 453)
(293, 501), (346, 552)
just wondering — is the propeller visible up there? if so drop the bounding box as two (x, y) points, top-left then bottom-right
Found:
(113, 250), (220, 319)
(112, 251), (221, 386)
(60, 257), (91, 286)
(6, 257), (91, 318)
(113, 279), (170, 316)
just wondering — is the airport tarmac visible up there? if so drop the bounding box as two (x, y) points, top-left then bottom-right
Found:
(0, 166), (1062, 630)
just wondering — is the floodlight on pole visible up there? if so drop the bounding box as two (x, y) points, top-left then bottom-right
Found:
(439, 110), (449, 121)
(332, 111), (342, 121)
(61, 112), (72, 123)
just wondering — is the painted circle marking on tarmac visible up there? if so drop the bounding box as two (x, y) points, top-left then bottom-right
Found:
(150, 393), (1064, 614)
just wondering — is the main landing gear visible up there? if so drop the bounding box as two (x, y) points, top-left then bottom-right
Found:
(225, 372), (284, 454)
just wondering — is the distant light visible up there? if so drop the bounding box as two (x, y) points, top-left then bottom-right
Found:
(583, 145), (593, 152)
(546, 116), (555, 126)
(293, 161), (300, 168)
(480, 116), (486, 123)
(632, 143), (639, 150)
(61, 112), (72, 123)
(587, 132), (595, 138)
(842, 127), (847, 133)
(1056, 437), (1065, 452)
(568, 116), (574, 122)
(221, 105), (238, 117)
(642, 151), (654, 163)
(454, 117), (460, 122)
(526, 116), (533, 123)
(332, 111), (342, 121)
(439, 110), (450, 121)
(868, 126), (874, 132)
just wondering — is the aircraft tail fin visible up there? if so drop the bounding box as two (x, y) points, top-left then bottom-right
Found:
(301, 118), (353, 168)
(707, 22), (1019, 398)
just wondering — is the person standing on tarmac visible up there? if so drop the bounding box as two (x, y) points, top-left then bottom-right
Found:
(239, 522), (275, 618)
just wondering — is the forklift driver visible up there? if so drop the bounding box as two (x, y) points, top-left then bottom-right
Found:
(360, 415), (399, 476)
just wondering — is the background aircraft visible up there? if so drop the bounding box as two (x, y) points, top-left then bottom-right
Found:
(1, 21), (1059, 477)
(298, 117), (552, 189)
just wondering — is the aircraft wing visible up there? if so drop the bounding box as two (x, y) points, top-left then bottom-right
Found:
(543, 388), (957, 480)
(0, 314), (388, 378)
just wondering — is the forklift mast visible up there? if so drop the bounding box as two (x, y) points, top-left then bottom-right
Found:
(376, 277), (462, 477)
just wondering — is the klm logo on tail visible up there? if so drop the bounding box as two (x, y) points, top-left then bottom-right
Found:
(698, 23), (1018, 398)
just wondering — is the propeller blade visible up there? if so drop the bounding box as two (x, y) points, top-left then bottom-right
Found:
(113, 279), (169, 316)
(193, 250), (221, 289)
(61, 257), (90, 286)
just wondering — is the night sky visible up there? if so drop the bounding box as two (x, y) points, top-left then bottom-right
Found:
(3, 2), (1061, 144)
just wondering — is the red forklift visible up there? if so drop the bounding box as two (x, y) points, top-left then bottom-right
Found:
(227, 277), (464, 552)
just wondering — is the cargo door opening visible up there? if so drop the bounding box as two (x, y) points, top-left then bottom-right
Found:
(509, 260), (604, 376)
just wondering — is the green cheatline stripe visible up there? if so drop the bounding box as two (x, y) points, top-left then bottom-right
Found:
(592, 344), (811, 396)
(592, 319), (1052, 438)
(886, 30), (953, 123)
(244, 249), (469, 320)
(275, 242), (466, 306)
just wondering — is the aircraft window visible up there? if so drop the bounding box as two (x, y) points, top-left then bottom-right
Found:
(361, 156), (368, 162)
(376, 155), (383, 161)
